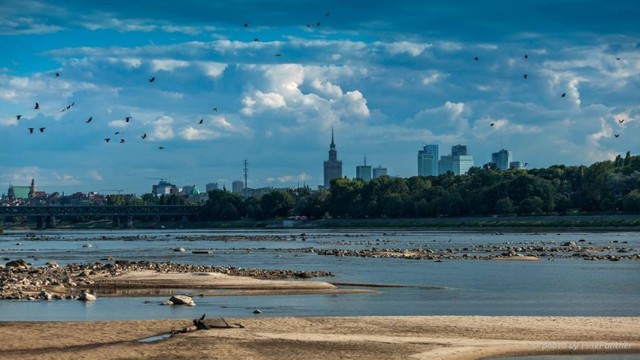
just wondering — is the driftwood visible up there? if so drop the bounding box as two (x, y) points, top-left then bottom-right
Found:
(183, 314), (245, 332)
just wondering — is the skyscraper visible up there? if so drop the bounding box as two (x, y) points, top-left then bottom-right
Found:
(418, 145), (439, 176)
(323, 128), (343, 188)
(492, 149), (513, 170)
(373, 165), (388, 179)
(356, 156), (372, 182)
(439, 145), (474, 175)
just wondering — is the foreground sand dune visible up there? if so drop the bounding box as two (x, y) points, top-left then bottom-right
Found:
(0, 316), (638, 359)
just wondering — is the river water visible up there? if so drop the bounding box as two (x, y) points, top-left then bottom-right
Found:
(1, 229), (639, 321)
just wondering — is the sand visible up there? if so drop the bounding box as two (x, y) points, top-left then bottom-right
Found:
(0, 316), (638, 359)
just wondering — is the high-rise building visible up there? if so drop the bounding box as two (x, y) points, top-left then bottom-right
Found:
(356, 156), (372, 182)
(418, 145), (439, 176)
(492, 149), (512, 170)
(323, 128), (343, 188)
(439, 155), (453, 175)
(452, 144), (468, 156)
(232, 180), (244, 194)
(439, 145), (474, 175)
(372, 165), (387, 179)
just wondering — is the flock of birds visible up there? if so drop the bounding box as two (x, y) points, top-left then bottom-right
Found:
(13, 12), (627, 155)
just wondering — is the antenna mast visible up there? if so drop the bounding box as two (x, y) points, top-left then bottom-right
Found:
(243, 159), (248, 198)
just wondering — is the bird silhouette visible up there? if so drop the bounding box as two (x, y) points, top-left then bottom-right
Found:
(86, 117), (92, 123)
(614, 134), (620, 138)
(524, 54), (528, 59)
(125, 116), (132, 122)
(114, 131), (120, 135)
(16, 115), (22, 120)
(524, 162), (529, 167)
(561, 93), (566, 97)
(28, 128), (34, 133)
(39, 127), (45, 132)
(243, 23), (248, 28)
(34, 102), (40, 110)
(141, 133), (147, 139)
(316, 22), (321, 26)
(149, 76), (155, 83)
(275, 53), (282, 57)
(254, 38), (259, 42)
(159, 146), (165, 150)
(616, 57), (621, 60)
(55, 72), (60, 77)
(490, 123), (495, 127)
(198, 119), (204, 124)
(474, 57), (479, 61)
(524, 74), (528, 79)
(104, 138), (111, 143)
(618, 119), (625, 124)
(212, 107), (217, 112)
(120, 139), (125, 143)
(325, 12), (330, 16)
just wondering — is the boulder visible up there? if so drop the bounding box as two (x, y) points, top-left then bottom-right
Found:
(562, 241), (577, 247)
(174, 247), (186, 252)
(78, 292), (97, 301)
(169, 295), (195, 306)
(5, 259), (29, 269)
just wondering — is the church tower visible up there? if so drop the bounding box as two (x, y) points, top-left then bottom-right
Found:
(29, 178), (36, 198)
(323, 128), (343, 188)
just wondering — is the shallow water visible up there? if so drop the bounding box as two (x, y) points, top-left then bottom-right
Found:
(1, 229), (639, 321)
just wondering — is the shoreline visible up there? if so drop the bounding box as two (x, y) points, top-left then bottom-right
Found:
(0, 316), (638, 359)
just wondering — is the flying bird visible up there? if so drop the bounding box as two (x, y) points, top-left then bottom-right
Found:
(86, 117), (93, 123)
(524, 74), (528, 79)
(254, 38), (259, 42)
(16, 115), (22, 120)
(120, 139), (125, 143)
(104, 138), (111, 143)
(34, 102), (40, 110)
(561, 93), (566, 97)
(141, 133), (147, 139)
(275, 53), (282, 57)
(198, 119), (204, 125)
(39, 127), (45, 132)
(149, 76), (156, 83)
(524, 54), (528, 59)
(28, 128), (34, 133)
(159, 146), (165, 150)
(618, 119), (625, 124)
(55, 72), (60, 77)
(490, 123), (495, 127)
(524, 162), (529, 167)
(114, 131), (120, 135)
(474, 57), (479, 61)
(243, 23), (248, 28)
(212, 107), (217, 112)
(316, 22), (321, 26)
(614, 134), (620, 138)
(125, 116), (132, 122)
(616, 57), (621, 60)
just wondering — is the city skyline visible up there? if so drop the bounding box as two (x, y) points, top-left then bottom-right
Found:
(1, 1), (639, 195)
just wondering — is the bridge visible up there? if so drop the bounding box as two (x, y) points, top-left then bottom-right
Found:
(0, 205), (201, 229)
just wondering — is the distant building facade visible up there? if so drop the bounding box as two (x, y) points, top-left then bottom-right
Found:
(323, 128), (342, 188)
(509, 161), (525, 170)
(418, 145), (439, 176)
(232, 180), (244, 194)
(356, 156), (372, 182)
(492, 149), (513, 170)
(439, 145), (474, 175)
(205, 182), (219, 192)
(372, 165), (388, 179)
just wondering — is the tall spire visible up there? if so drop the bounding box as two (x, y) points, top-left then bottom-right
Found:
(331, 127), (335, 147)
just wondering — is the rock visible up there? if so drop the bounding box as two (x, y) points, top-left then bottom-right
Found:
(82, 244), (92, 248)
(174, 247), (186, 252)
(253, 309), (262, 314)
(161, 300), (174, 306)
(5, 259), (29, 269)
(169, 295), (195, 306)
(78, 292), (97, 301)
(38, 290), (52, 300)
(562, 241), (577, 247)
(46, 261), (58, 268)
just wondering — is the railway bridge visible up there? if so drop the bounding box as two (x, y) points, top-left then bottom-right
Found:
(0, 205), (201, 229)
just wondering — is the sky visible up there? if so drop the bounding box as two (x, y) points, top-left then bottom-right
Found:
(1, 0), (639, 195)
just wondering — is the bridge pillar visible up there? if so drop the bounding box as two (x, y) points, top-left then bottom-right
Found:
(37, 216), (44, 230)
(45, 216), (56, 228)
(126, 215), (133, 229)
(112, 216), (120, 228)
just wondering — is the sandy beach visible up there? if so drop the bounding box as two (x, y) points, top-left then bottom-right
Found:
(0, 316), (638, 359)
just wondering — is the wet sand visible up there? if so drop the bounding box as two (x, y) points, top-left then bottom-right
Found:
(0, 316), (638, 359)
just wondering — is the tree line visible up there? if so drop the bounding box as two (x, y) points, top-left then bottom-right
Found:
(197, 152), (640, 221)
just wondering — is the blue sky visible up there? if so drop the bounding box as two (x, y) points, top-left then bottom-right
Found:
(1, 0), (639, 195)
